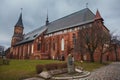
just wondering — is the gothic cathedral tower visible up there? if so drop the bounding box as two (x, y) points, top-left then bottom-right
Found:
(11, 11), (24, 46)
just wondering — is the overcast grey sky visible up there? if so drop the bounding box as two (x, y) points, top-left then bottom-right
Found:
(0, 0), (120, 49)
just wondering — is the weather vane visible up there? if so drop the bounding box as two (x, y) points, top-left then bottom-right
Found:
(21, 8), (23, 12)
(86, 3), (88, 8)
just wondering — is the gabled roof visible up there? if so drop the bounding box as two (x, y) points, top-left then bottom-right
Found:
(46, 8), (95, 34)
(16, 26), (47, 45)
(16, 8), (96, 45)
(15, 12), (23, 27)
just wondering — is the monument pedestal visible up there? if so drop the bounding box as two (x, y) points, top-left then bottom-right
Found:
(68, 64), (75, 74)
(67, 54), (75, 74)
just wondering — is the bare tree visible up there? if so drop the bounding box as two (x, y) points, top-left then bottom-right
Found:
(77, 23), (109, 62)
(98, 29), (111, 63)
(111, 35), (119, 61)
(99, 33), (120, 62)
(76, 23), (104, 62)
(75, 31), (86, 61)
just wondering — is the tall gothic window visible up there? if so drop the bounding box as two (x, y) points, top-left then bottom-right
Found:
(72, 33), (76, 47)
(46, 43), (48, 51)
(53, 42), (55, 50)
(37, 43), (41, 51)
(46, 42), (49, 51)
(61, 38), (64, 51)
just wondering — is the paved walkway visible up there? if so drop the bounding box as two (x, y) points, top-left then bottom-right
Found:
(24, 62), (120, 80)
(78, 62), (120, 80)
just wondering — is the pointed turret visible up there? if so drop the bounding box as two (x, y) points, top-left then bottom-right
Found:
(11, 8), (24, 46)
(15, 9), (23, 27)
(95, 10), (103, 21)
(46, 11), (49, 26)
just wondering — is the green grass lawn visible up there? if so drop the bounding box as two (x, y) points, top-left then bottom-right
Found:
(0, 59), (63, 80)
(0, 59), (110, 80)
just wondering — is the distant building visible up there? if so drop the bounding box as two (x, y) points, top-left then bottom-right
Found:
(9, 8), (115, 61)
(0, 45), (4, 57)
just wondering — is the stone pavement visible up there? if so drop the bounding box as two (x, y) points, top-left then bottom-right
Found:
(78, 62), (120, 80)
(24, 62), (120, 80)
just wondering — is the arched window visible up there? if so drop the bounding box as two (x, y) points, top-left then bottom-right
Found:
(46, 43), (48, 51)
(53, 42), (55, 50)
(61, 38), (64, 51)
(72, 33), (76, 47)
(37, 43), (41, 51)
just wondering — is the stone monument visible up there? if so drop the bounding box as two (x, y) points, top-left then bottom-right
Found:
(67, 53), (75, 74)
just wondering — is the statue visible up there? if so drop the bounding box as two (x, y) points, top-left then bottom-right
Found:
(67, 53), (75, 73)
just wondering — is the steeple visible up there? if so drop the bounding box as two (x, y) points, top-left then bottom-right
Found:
(46, 10), (49, 26)
(11, 8), (24, 46)
(15, 8), (23, 27)
(95, 9), (103, 21)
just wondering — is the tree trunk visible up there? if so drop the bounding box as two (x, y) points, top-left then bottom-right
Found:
(114, 45), (118, 61)
(80, 53), (84, 61)
(115, 49), (118, 61)
(100, 53), (103, 63)
(90, 53), (94, 62)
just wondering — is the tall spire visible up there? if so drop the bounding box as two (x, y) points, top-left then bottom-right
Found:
(46, 9), (49, 25)
(95, 9), (103, 21)
(15, 8), (23, 27)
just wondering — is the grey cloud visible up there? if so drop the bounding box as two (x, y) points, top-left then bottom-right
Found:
(0, 0), (120, 49)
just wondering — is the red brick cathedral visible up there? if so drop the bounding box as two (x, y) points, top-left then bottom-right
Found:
(10, 8), (111, 61)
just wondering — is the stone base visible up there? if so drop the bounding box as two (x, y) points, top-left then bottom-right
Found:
(68, 65), (75, 74)
(38, 68), (67, 79)
(49, 68), (67, 75)
(52, 71), (90, 80)
(39, 71), (51, 79)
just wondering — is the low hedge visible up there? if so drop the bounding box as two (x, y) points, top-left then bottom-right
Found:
(45, 63), (57, 71)
(36, 64), (44, 74)
(36, 62), (67, 74)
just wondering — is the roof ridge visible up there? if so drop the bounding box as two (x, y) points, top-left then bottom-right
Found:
(49, 8), (91, 24)
(24, 8), (95, 36)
